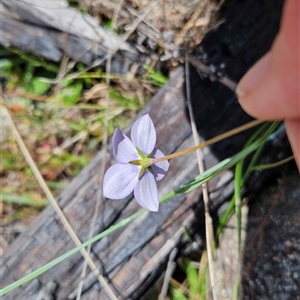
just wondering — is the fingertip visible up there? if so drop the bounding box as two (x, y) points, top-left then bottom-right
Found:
(237, 52), (272, 97)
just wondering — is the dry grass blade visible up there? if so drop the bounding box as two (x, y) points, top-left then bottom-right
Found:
(185, 55), (217, 299)
(2, 104), (118, 300)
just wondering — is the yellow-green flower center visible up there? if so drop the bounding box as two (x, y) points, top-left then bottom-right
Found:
(129, 148), (154, 179)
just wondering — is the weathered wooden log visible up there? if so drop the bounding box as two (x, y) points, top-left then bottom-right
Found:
(0, 0), (140, 73)
(2, 0), (298, 299)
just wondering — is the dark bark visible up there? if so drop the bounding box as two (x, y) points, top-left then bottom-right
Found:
(242, 174), (300, 300)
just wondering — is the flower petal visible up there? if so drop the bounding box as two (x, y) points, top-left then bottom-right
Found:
(103, 163), (140, 199)
(131, 114), (156, 155)
(134, 171), (159, 212)
(112, 129), (139, 163)
(151, 148), (170, 181)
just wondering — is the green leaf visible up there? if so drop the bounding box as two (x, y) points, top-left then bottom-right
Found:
(186, 261), (199, 296)
(0, 58), (13, 77)
(27, 77), (51, 95)
(5, 47), (58, 72)
(169, 287), (188, 300)
(143, 65), (168, 86)
(67, 119), (86, 132)
(103, 19), (113, 29)
(60, 82), (83, 105)
(0, 58), (13, 70)
(109, 89), (141, 110)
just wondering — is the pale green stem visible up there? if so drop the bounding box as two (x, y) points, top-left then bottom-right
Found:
(151, 119), (264, 164)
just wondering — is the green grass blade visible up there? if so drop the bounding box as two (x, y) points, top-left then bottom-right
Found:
(173, 140), (262, 195)
(217, 121), (280, 237)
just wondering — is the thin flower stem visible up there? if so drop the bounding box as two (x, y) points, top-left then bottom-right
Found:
(151, 119), (264, 164)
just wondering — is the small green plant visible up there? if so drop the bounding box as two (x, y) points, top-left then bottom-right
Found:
(143, 65), (168, 86)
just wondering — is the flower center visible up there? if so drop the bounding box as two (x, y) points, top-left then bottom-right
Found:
(129, 148), (154, 180)
(129, 148), (153, 167)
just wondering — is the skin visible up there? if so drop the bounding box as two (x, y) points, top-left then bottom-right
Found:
(237, 0), (300, 171)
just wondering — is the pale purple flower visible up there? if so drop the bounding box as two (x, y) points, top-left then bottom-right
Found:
(103, 114), (170, 212)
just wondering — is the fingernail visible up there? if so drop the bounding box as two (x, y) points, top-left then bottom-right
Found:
(236, 52), (271, 97)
